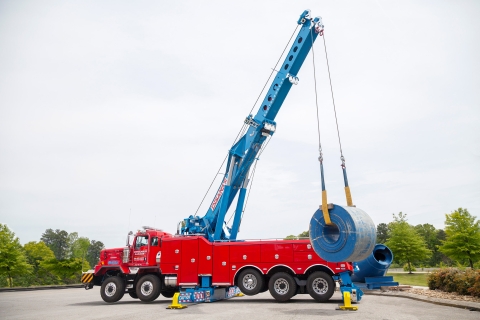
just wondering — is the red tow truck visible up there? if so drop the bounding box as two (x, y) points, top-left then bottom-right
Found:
(82, 10), (361, 305)
(83, 227), (352, 303)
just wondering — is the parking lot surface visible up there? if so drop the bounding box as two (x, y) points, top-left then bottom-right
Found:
(1, 287), (479, 320)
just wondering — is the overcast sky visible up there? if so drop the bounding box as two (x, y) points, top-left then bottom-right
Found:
(1, 0), (479, 248)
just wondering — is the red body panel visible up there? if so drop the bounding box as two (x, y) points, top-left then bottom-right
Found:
(157, 236), (352, 286)
(198, 237), (213, 275)
(179, 238), (199, 285)
(212, 244), (230, 284)
(261, 243), (293, 263)
(230, 243), (261, 263)
(95, 231), (353, 288)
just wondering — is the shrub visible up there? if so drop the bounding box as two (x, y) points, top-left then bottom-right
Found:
(428, 268), (480, 296)
(468, 273), (480, 297)
(443, 268), (459, 292)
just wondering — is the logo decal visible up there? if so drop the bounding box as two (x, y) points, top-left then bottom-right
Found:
(210, 178), (227, 210)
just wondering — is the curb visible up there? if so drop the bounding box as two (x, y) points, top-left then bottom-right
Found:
(0, 284), (83, 292)
(365, 290), (480, 312)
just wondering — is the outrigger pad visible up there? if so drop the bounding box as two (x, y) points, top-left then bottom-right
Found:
(309, 204), (376, 262)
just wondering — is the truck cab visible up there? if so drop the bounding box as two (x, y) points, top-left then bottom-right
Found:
(88, 227), (174, 302)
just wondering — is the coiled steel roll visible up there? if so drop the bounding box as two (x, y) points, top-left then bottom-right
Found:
(309, 204), (376, 262)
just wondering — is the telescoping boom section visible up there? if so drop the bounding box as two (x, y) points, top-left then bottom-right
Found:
(182, 10), (324, 241)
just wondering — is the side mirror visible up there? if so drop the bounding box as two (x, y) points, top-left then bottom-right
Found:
(126, 231), (133, 246)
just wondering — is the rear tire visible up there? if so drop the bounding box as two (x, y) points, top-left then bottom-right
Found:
(306, 271), (335, 302)
(237, 268), (264, 296)
(100, 276), (125, 303)
(136, 274), (161, 302)
(268, 272), (296, 302)
(128, 291), (138, 299)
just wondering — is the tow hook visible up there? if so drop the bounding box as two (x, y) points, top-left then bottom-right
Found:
(84, 283), (94, 290)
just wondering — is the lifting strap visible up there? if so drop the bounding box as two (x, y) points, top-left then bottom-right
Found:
(310, 27), (332, 225)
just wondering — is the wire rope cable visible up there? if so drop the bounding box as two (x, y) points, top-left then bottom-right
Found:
(322, 33), (344, 161)
(193, 154), (228, 217)
(247, 24), (299, 115)
(194, 24), (300, 217)
(309, 28), (324, 163)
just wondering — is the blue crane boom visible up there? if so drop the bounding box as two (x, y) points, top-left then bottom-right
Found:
(182, 10), (324, 241)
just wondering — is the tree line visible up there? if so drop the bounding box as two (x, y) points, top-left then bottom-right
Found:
(379, 208), (480, 272)
(0, 224), (104, 288)
(285, 208), (480, 272)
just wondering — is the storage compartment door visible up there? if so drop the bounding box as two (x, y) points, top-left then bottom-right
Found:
(212, 245), (230, 285)
(179, 238), (199, 285)
(198, 238), (213, 276)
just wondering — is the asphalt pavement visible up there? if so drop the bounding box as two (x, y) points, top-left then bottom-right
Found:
(1, 287), (479, 320)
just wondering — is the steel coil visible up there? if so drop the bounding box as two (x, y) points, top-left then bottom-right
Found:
(309, 204), (376, 262)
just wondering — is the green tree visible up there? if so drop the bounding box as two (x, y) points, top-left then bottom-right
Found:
(23, 241), (59, 286)
(414, 224), (449, 266)
(435, 229), (452, 265)
(284, 230), (309, 240)
(41, 229), (69, 260)
(385, 213), (431, 273)
(0, 224), (32, 287)
(66, 232), (78, 258)
(42, 258), (90, 284)
(70, 237), (90, 259)
(298, 230), (309, 238)
(439, 208), (480, 269)
(86, 240), (104, 267)
(376, 223), (390, 244)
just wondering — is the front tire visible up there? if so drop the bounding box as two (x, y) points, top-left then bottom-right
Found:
(136, 274), (161, 302)
(237, 268), (264, 296)
(100, 276), (125, 303)
(268, 272), (297, 302)
(306, 271), (335, 302)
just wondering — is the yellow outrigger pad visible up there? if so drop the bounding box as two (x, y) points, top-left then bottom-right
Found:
(166, 293), (187, 309)
(338, 292), (358, 311)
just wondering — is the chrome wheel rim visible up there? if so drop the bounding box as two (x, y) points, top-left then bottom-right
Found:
(242, 274), (257, 290)
(312, 278), (328, 295)
(141, 281), (153, 296)
(105, 282), (117, 297)
(274, 278), (289, 295)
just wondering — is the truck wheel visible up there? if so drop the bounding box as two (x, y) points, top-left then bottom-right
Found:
(237, 268), (264, 295)
(306, 271), (335, 302)
(136, 274), (161, 302)
(161, 290), (175, 298)
(268, 272), (297, 302)
(100, 276), (125, 303)
(128, 291), (138, 299)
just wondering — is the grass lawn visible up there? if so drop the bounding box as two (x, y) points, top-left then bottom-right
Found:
(387, 272), (429, 287)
